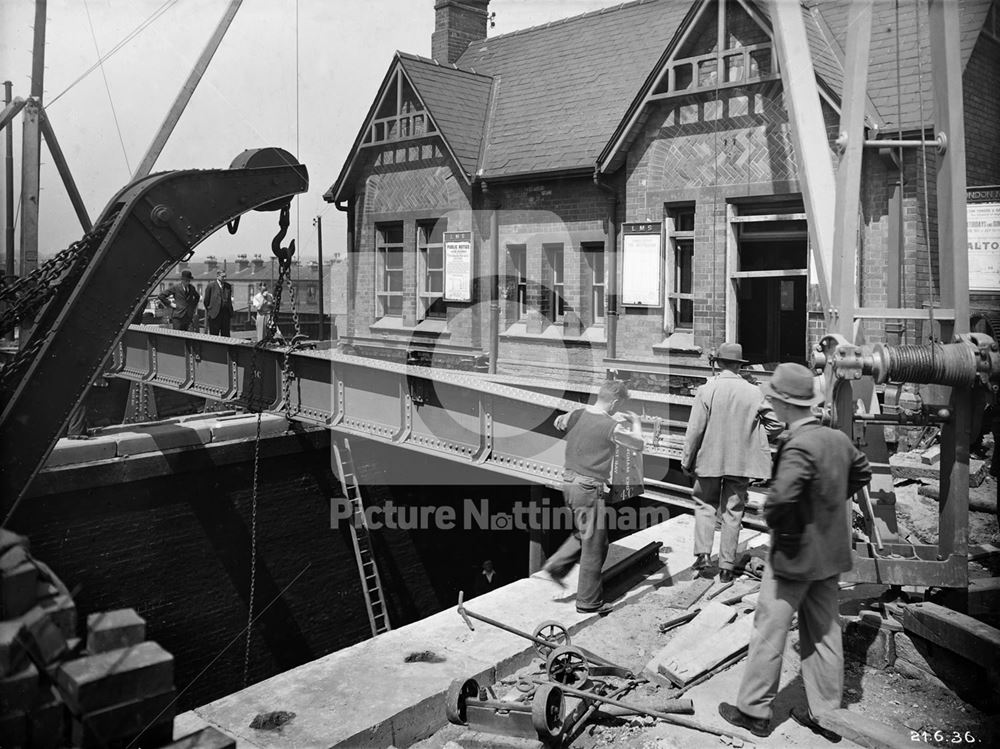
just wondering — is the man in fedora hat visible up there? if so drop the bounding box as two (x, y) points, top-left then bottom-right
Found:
(681, 342), (782, 582)
(157, 269), (201, 331)
(719, 362), (871, 740)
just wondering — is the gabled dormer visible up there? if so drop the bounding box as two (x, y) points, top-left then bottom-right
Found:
(326, 53), (492, 204)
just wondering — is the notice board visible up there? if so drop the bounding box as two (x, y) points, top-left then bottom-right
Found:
(968, 186), (1000, 292)
(444, 231), (473, 302)
(621, 223), (662, 306)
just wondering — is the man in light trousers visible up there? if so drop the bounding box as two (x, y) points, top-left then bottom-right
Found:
(681, 342), (782, 581)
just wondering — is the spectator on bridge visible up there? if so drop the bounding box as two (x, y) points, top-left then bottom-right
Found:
(681, 342), (783, 582)
(471, 559), (501, 597)
(252, 282), (282, 342)
(204, 269), (234, 337)
(719, 362), (871, 740)
(541, 380), (643, 616)
(157, 269), (200, 332)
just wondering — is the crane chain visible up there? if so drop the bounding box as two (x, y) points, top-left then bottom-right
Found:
(0, 211), (121, 337)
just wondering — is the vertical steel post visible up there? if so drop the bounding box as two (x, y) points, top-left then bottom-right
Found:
(3, 81), (14, 282)
(928, 0), (969, 569)
(19, 0), (46, 281)
(315, 216), (325, 342)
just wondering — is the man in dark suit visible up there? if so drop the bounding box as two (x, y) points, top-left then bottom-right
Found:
(157, 269), (200, 331)
(203, 269), (234, 336)
(719, 362), (871, 741)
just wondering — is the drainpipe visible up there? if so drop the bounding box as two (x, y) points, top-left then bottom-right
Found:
(335, 198), (355, 344)
(482, 180), (500, 374)
(594, 168), (618, 360)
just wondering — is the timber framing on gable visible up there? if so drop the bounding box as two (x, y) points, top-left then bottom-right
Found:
(598, 0), (857, 175)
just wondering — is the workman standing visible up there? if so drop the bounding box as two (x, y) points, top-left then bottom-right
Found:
(542, 380), (643, 616)
(681, 342), (783, 581)
(157, 269), (200, 332)
(719, 362), (871, 740)
(203, 269), (234, 336)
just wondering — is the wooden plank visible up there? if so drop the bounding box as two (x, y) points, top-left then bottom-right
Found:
(853, 307), (956, 320)
(658, 611), (755, 685)
(900, 602), (1000, 670)
(967, 577), (1000, 618)
(644, 601), (736, 684)
(673, 575), (714, 610)
(815, 708), (914, 749)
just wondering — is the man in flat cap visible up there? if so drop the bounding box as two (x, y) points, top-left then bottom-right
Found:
(158, 269), (201, 332)
(682, 342), (782, 581)
(719, 362), (871, 740)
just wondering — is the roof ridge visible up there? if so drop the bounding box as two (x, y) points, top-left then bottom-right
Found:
(470, 0), (662, 47)
(396, 51), (492, 79)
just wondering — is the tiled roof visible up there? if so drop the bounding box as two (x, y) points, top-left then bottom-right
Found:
(809, 0), (994, 131)
(397, 53), (493, 176)
(455, 0), (687, 177)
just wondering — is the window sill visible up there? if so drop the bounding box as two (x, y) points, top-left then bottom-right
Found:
(652, 331), (701, 354)
(501, 322), (606, 345)
(369, 317), (451, 338)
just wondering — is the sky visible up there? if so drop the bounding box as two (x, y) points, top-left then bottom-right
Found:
(0, 0), (616, 265)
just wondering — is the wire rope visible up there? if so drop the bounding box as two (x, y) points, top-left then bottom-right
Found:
(82, 0), (132, 175)
(49, 0), (179, 107)
(914, 0), (938, 342)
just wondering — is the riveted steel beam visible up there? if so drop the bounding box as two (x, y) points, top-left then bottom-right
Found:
(107, 326), (687, 490)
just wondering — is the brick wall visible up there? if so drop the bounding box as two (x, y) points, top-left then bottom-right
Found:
(16, 437), (530, 711)
(964, 34), (1000, 187)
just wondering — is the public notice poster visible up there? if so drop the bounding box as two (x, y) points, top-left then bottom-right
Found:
(621, 223), (662, 306)
(967, 186), (1000, 292)
(444, 231), (473, 302)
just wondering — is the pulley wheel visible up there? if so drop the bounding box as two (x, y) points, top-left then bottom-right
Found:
(445, 677), (479, 725)
(545, 645), (590, 688)
(533, 620), (571, 659)
(531, 683), (565, 742)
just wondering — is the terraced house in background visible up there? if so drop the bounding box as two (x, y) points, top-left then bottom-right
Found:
(326, 0), (1000, 381)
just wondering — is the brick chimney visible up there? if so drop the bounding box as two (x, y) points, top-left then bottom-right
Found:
(236, 253), (250, 271)
(205, 255), (219, 272)
(432, 0), (490, 64)
(251, 254), (265, 272)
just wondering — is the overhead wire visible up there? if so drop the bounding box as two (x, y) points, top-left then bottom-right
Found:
(48, 0), (180, 108)
(82, 0), (132, 176)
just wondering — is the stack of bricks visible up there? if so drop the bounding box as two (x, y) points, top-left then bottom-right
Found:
(0, 528), (189, 749)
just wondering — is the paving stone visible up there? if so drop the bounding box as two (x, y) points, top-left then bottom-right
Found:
(27, 687), (66, 749)
(0, 529), (29, 557)
(0, 663), (39, 714)
(56, 641), (174, 713)
(1, 560), (38, 619)
(87, 609), (146, 654)
(889, 451), (988, 487)
(37, 593), (78, 640)
(71, 688), (176, 749)
(0, 620), (29, 678)
(20, 605), (68, 665)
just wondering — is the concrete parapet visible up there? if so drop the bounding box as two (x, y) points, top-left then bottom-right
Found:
(114, 423), (214, 457)
(45, 436), (118, 467)
(174, 516), (768, 747)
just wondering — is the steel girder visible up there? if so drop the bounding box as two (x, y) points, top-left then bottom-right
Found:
(107, 325), (685, 488)
(0, 153), (308, 520)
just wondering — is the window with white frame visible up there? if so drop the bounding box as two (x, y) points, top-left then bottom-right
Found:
(418, 220), (446, 318)
(376, 223), (404, 317)
(582, 243), (606, 324)
(667, 208), (695, 330)
(507, 244), (528, 320)
(544, 244), (565, 320)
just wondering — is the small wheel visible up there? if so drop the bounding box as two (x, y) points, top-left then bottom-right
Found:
(546, 645), (590, 688)
(533, 620), (571, 659)
(515, 677), (536, 697)
(532, 683), (565, 742)
(445, 677), (479, 725)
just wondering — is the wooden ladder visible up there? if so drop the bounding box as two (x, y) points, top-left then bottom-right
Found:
(333, 437), (391, 637)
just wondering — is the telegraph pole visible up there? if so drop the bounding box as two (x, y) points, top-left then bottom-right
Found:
(20, 0), (47, 281)
(314, 215), (325, 341)
(4, 81), (14, 281)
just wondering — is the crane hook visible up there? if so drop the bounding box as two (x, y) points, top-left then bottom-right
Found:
(271, 203), (295, 263)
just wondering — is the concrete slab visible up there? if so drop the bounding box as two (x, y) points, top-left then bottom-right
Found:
(45, 436), (119, 467)
(208, 414), (291, 442)
(114, 423), (213, 457)
(177, 516), (769, 748)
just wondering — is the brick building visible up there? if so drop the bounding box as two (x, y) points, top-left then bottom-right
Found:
(326, 0), (1000, 380)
